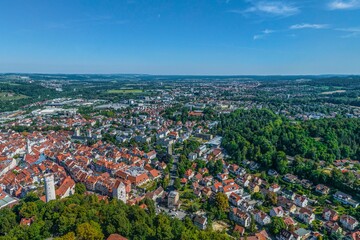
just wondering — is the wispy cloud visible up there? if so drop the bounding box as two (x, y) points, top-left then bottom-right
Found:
(245, 1), (299, 16)
(230, 1), (299, 17)
(336, 27), (360, 38)
(328, 0), (360, 10)
(253, 23), (330, 40)
(290, 23), (330, 30)
(253, 29), (274, 40)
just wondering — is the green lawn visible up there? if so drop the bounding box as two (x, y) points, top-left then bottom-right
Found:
(107, 89), (143, 94)
(137, 181), (157, 191)
(0, 92), (28, 101)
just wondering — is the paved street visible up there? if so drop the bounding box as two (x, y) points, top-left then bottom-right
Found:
(168, 154), (179, 191)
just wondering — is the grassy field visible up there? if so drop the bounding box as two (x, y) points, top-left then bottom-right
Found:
(107, 89), (143, 94)
(0, 82), (20, 86)
(0, 92), (28, 101)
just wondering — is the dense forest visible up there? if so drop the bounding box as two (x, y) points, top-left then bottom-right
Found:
(0, 190), (230, 240)
(219, 109), (360, 193)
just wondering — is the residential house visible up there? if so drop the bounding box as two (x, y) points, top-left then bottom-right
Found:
(322, 208), (339, 222)
(248, 182), (260, 193)
(222, 183), (241, 197)
(202, 187), (212, 198)
(230, 208), (251, 228)
(349, 231), (360, 240)
(212, 182), (223, 193)
(269, 183), (281, 193)
(277, 229), (297, 240)
(168, 191), (180, 209)
(298, 207), (315, 224)
(254, 210), (271, 226)
(334, 191), (359, 208)
(145, 150), (157, 160)
(294, 195), (308, 207)
(315, 184), (330, 195)
(184, 169), (194, 180)
(188, 153), (197, 161)
(193, 215), (207, 230)
(107, 234), (128, 240)
(229, 192), (243, 207)
(270, 206), (285, 218)
(233, 224), (245, 236)
(283, 174), (298, 183)
(55, 176), (75, 199)
(217, 173), (228, 182)
(323, 221), (342, 235)
(340, 215), (359, 231)
(278, 196), (297, 214)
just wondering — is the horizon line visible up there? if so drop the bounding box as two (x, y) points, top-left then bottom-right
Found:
(0, 72), (359, 77)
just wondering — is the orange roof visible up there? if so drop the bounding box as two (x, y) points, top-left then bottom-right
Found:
(56, 176), (75, 197)
(149, 169), (160, 178)
(107, 234), (128, 240)
(189, 112), (204, 117)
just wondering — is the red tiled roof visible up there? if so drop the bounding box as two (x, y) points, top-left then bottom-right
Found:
(107, 234), (128, 240)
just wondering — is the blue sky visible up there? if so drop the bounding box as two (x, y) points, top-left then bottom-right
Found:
(0, 0), (359, 75)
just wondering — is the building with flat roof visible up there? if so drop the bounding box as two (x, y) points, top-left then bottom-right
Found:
(0, 189), (18, 209)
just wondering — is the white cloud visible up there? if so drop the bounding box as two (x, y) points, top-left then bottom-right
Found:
(253, 29), (274, 40)
(253, 35), (263, 40)
(290, 23), (330, 30)
(328, 0), (360, 10)
(234, 1), (299, 17)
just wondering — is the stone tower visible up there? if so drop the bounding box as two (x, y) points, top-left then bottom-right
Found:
(26, 138), (32, 154)
(113, 181), (127, 203)
(44, 174), (56, 202)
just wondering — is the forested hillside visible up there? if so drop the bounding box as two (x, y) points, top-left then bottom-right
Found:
(0, 193), (230, 240)
(219, 109), (360, 192)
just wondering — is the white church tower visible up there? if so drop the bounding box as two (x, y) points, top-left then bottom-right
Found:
(113, 181), (127, 203)
(44, 174), (56, 202)
(75, 127), (81, 137)
(87, 129), (92, 138)
(26, 138), (32, 154)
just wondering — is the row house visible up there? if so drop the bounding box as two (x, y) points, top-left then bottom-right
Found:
(229, 208), (251, 228)
(55, 176), (75, 199)
(229, 192), (243, 206)
(222, 183), (242, 197)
